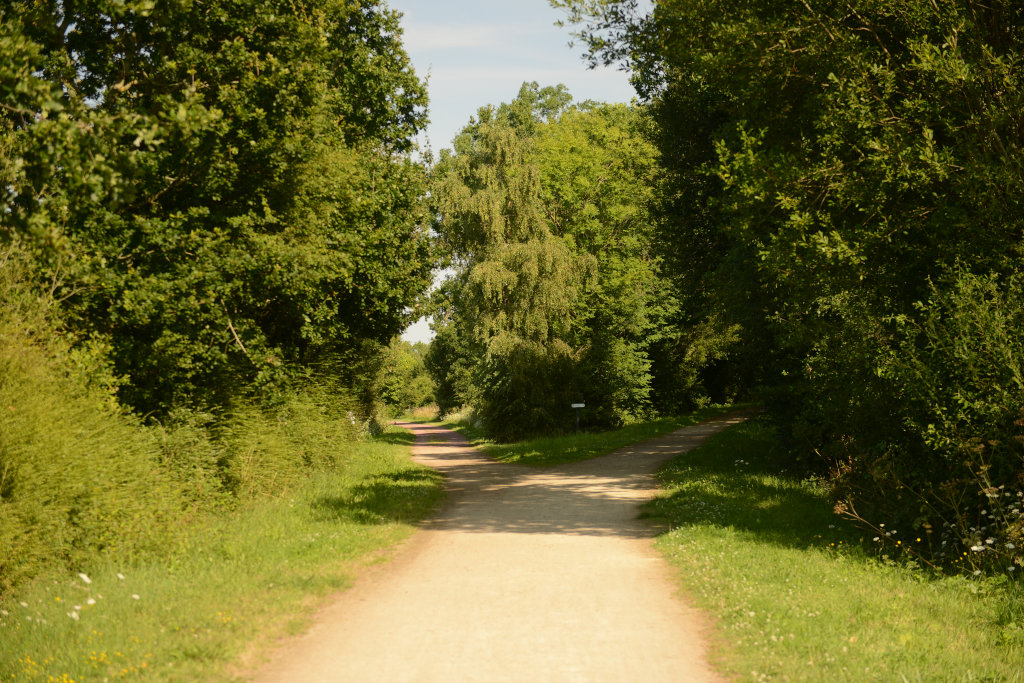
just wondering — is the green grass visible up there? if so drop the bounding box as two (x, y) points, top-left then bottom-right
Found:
(647, 418), (1024, 681)
(446, 404), (747, 466)
(0, 426), (444, 682)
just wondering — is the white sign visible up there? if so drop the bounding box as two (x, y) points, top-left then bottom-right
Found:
(571, 403), (585, 408)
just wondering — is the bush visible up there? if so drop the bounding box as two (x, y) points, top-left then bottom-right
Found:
(891, 270), (1024, 571)
(0, 251), (197, 593)
(0, 249), (374, 594)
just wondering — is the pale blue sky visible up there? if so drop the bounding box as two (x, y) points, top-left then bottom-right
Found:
(389, 0), (637, 154)
(390, 0), (639, 344)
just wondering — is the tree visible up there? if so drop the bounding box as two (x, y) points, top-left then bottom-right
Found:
(555, 0), (1024, 568)
(431, 84), (664, 439)
(380, 339), (434, 414)
(2, 0), (433, 414)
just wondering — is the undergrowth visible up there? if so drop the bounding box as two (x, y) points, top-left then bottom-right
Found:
(0, 425), (443, 681)
(648, 418), (1024, 681)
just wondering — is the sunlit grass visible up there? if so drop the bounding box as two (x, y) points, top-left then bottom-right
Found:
(648, 419), (1024, 681)
(447, 405), (747, 467)
(0, 426), (444, 682)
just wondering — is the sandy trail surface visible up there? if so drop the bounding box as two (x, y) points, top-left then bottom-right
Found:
(251, 415), (748, 682)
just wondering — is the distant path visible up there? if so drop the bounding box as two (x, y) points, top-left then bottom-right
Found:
(251, 414), (749, 682)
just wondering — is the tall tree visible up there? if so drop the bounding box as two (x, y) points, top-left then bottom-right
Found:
(556, 0), (1024, 568)
(430, 84), (664, 439)
(2, 0), (432, 414)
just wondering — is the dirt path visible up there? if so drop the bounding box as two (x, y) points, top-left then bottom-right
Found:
(251, 415), (748, 682)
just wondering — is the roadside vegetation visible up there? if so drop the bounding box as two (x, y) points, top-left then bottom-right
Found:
(0, 425), (443, 682)
(423, 0), (1024, 576)
(647, 419), (1024, 681)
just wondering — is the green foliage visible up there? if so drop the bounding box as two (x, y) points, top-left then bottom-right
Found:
(430, 84), (670, 439)
(857, 270), (1024, 572)
(379, 339), (435, 415)
(0, 245), (397, 596)
(650, 419), (1024, 681)
(0, 0), (437, 593)
(0, 248), (201, 593)
(0, 426), (444, 682)
(423, 299), (477, 418)
(2, 0), (432, 415)
(556, 0), (1024, 571)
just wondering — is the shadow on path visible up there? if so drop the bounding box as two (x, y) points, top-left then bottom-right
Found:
(392, 413), (751, 539)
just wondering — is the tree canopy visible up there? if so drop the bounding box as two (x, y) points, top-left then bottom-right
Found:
(427, 83), (676, 440)
(554, 0), (1024, 571)
(2, 0), (433, 414)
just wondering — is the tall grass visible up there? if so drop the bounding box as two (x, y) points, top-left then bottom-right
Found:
(0, 426), (444, 681)
(1, 254), (199, 593)
(647, 419), (1024, 681)
(1, 249), (388, 598)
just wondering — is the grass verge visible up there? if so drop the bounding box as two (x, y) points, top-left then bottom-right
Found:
(445, 404), (748, 467)
(646, 418), (1024, 681)
(0, 425), (444, 682)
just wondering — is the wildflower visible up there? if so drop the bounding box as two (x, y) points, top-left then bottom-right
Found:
(19, 601), (28, 608)
(78, 573), (92, 585)
(87, 598), (96, 606)
(131, 594), (140, 600)
(873, 537), (880, 542)
(68, 612), (79, 621)
(1007, 543), (1017, 550)
(970, 545), (984, 552)
(117, 573), (125, 580)
(986, 538), (995, 545)
(973, 570), (982, 576)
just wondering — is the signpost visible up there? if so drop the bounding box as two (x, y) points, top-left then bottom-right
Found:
(571, 403), (585, 433)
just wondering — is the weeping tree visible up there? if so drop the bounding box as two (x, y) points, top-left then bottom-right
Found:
(429, 83), (664, 440)
(431, 84), (586, 440)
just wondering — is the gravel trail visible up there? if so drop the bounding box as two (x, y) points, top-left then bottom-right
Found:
(251, 415), (748, 682)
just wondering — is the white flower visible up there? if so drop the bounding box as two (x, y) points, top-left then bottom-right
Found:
(86, 598), (96, 606)
(78, 573), (92, 585)
(970, 545), (985, 552)
(131, 594), (140, 600)
(19, 601), (28, 608)
(1007, 543), (1017, 550)
(117, 573), (125, 580)
(986, 538), (996, 545)
(68, 611), (79, 621)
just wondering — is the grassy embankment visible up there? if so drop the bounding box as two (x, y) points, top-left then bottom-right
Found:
(0, 427), (443, 682)
(449, 408), (1024, 680)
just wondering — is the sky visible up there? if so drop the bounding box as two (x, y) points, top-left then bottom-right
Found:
(389, 0), (639, 345)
